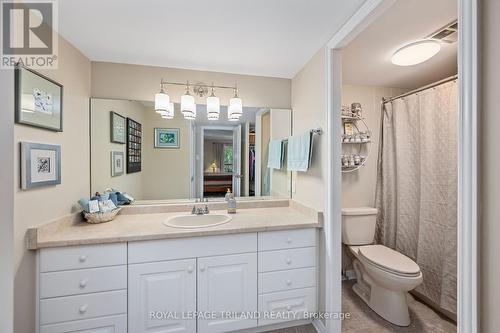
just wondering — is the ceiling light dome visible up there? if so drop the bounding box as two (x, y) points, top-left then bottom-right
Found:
(391, 40), (441, 66)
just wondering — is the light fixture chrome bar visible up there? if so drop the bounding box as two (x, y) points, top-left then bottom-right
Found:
(160, 79), (237, 91)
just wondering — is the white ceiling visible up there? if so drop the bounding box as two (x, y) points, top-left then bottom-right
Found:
(342, 0), (457, 89)
(58, 0), (365, 78)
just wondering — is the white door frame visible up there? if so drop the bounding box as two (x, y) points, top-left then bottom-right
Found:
(189, 122), (196, 199)
(199, 125), (241, 198)
(323, 0), (478, 333)
(254, 108), (270, 196)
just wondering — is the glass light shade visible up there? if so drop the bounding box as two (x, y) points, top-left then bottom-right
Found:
(181, 94), (196, 119)
(391, 40), (441, 66)
(228, 96), (242, 120)
(162, 102), (175, 119)
(206, 95), (220, 120)
(155, 91), (170, 113)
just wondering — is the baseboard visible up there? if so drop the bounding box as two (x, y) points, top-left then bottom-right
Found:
(234, 319), (313, 332)
(312, 318), (327, 333)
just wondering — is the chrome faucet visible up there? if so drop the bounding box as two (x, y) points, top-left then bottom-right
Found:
(191, 198), (209, 215)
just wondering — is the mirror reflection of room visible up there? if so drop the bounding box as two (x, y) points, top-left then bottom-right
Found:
(203, 129), (235, 198)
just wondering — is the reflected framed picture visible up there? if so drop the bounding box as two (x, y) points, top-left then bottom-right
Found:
(15, 66), (63, 132)
(110, 112), (126, 143)
(111, 151), (124, 177)
(155, 128), (180, 149)
(20, 142), (61, 189)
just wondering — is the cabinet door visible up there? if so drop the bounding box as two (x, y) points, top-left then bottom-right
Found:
(128, 259), (196, 333)
(197, 253), (257, 333)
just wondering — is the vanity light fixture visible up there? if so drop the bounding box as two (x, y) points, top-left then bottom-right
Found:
(181, 82), (196, 120)
(206, 84), (220, 120)
(154, 80), (242, 121)
(154, 82), (170, 113)
(391, 40), (441, 66)
(228, 87), (243, 121)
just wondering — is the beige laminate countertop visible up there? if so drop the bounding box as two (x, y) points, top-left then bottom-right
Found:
(28, 202), (323, 249)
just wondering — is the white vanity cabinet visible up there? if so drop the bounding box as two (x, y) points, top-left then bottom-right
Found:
(37, 228), (318, 333)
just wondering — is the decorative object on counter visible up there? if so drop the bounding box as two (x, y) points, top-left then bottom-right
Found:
(20, 142), (61, 189)
(227, 192), (237, 214)
(111, 151), (124, 177)
(126, 117), (142, 173)
(154, 128), (180, 148)
(225, 188), (232, 201)
(79, 192), (123, 224)
(110, 112), (126, 143)
(15, 65), (63, 132)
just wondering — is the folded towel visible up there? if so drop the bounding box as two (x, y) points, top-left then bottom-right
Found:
(267, 139), (283, 169)
(287, 131), (313, 172)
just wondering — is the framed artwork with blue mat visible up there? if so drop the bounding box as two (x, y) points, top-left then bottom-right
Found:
(155, 128), (180, 149)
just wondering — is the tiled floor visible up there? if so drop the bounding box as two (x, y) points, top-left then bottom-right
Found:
(341, 280), (457, 333)
(264, 280), (456, 333)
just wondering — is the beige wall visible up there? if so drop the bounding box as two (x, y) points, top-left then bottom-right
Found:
(91, 62), (291, 109)
(142, 105), (191, 200)
(91, 99), (145, 198)
(91, 99), (192, 200)
(291, 49), (327, 211)
(341, 84), (407, 208)
(480, 0), (500, 331)
(13, 37), (91, 333)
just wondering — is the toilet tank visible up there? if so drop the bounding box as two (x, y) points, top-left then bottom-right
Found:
(342, 207), (378, 245)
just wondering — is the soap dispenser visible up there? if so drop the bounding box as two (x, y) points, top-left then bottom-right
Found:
(227, 192), (237, 214)
(224, 188), (232, 202)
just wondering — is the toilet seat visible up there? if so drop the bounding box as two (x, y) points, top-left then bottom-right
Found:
(358, 245), (421, 277)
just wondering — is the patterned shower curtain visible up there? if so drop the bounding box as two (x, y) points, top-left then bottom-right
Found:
(375, 80), (457, 315)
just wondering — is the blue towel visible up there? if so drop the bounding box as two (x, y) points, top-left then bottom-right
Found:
(267, 139), (283, 169)
(287, 131), (313, 172)
(108, 192), (118, 206)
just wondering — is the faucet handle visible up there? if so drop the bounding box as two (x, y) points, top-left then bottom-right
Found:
(191, 206), (196, 214)
(204, 205), (209, 214)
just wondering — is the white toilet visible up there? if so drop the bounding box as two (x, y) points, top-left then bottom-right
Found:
(342, 207), (423, 326)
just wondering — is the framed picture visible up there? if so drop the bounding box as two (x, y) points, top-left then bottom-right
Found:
(126, 118), (142, 173)
(110, 112), (126, 144)
(111, 151), (124, 177)
(15, 65), (63, 132)
(20, 142), (61, 189)
(155, 128), (180, 149)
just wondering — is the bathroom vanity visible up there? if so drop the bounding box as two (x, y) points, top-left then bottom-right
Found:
(29, 200), (322, 333)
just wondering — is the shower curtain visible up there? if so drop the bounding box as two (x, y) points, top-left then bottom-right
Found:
(375, 80), (457, 315)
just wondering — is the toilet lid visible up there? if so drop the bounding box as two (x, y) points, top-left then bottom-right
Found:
(358, 245), (420, 276)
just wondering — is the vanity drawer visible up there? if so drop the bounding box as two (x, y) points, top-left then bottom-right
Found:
(39, 243), (127, 272)
(40, 290), (127, 325)
(258, 287), (316, 326)
(258, 247), (316, 272)
(129, 233), (257, 264)
(40, 265), (127, 299)
(258, 228), (316, 251)
(258, 267), (316, 294)
(40, 314), (127, 333)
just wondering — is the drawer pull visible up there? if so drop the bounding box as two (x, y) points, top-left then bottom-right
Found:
(79, 255), (87, 263)
(79, 279), (88, 288)
(79, 304), (88, 314)
(286, 279), (292, 286)
(187, 266), (194, 273)
(286, 237), (292, 244)
(286, 258), (292, 265)
(286, 305), (292, 311)
(200, 265), (206, 272)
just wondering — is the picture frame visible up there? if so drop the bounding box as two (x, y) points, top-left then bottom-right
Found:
(110, 112), (126, 144)
(154, 128), (180, 149)
(15, 65), (63, 132)
(20, 142), (61, 189)
(111, 151), (124, 177)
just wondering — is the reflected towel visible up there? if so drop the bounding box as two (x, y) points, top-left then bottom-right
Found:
(287, 131), (313, 172)
(267, 139), (283, 169)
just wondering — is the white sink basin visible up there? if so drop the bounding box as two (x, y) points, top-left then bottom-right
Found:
(163, 214), (232, 229)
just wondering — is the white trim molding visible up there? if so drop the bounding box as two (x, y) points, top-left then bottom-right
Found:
(325, 0), (478, 332)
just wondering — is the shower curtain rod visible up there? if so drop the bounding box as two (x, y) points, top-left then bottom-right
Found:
(382, 74), (458, 104)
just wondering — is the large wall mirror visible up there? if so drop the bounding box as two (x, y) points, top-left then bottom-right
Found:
(90, 98), (292, 203)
